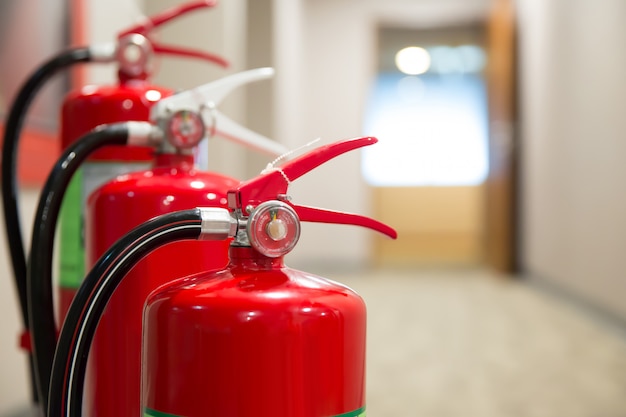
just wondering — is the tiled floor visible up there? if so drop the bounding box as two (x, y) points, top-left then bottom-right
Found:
(336, 268), (626, 417)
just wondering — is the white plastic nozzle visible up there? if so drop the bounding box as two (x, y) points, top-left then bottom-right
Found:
(212, 111), (288, 156)
(150, 67), (286, 156)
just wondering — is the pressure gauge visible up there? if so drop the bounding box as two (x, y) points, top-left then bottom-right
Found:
(166, 109), (205, 149)
(247, 201), (300, 258)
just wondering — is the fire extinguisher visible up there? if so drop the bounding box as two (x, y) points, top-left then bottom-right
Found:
(84, 68), (286, 417)
(45, 135), (397, 417)
(1, 0), (225, 404)
(58, 0), (230, 322)
(27, 68), (287, 415)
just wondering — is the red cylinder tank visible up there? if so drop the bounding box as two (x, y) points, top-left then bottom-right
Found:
(142, 246), (367, 417)
(58, 81), (173, 318)
(84, 153), (238, 417)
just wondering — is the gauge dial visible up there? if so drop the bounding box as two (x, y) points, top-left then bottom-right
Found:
(247, 201), (300, 258)
(167, 109), (205, 149)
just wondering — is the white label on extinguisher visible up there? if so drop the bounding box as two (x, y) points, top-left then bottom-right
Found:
(59, 161), (150, 289)
(82, 161), (150, 202)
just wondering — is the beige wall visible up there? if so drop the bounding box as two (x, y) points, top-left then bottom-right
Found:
(86, 0), (145, 85)
(518, 0), (626, 319)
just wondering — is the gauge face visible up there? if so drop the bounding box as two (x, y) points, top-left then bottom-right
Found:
(167, 110), (205, 149)
(248, 201), (300, 258)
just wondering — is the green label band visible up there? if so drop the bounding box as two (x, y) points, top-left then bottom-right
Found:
(144, 409), (178, 417)
(59, 161), (151, 289)
(335, 406), (366, 417)
(144, 406), (366, 417)
(59, 169), (84, 288)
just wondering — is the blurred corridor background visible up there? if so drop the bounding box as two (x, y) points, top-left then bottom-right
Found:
(1, 0), (625, 415)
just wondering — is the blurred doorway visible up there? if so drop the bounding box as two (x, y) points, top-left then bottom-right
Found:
(364, 0), (517, 271)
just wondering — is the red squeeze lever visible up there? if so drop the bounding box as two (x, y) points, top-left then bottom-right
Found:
(116, 0), (228, 80)
(228, 136), (398, 239)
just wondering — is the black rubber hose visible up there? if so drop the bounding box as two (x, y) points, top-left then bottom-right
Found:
(2, 47), (91, 326)
(48, 209), (203, 417)
(28, 123), (130, 411)
(0, 47), (91, 403)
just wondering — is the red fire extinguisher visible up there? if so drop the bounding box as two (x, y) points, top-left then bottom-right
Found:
(27, 68), (287, 415)
(84, 68), (286, 417)
(58, 0), (230, 321)
(1, 1), (226, 404)
(46, 135), (397, 417)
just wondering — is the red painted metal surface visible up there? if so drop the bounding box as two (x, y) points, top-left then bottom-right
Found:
(83, 153), (238, 417)
(57, 81), (174, 325)
(119, 0), (217, 38)
(56, 81), (174, 323)
(142, 246), (366, 417)
(60, 82), (172, 161)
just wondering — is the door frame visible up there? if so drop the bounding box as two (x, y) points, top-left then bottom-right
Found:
(484, 0), (519, 273)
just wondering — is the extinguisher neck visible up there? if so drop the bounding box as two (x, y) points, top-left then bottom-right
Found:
(228, 246), (285, 270)
(153, 153), (195, 169)
(118, 69), (149, 84)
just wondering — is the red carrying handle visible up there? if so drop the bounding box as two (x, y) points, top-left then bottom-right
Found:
(117, 0), (228, 68)
(228, 136), (397, 239)
(232, 137), (377, 207)
(119, 1), (218, 37)
(291, 204), (397, 239)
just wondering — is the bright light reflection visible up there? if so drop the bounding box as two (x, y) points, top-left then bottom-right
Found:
(190, 180), (205, 190)
(81, 85), (98, 95)
(163, 195), (175, 206)
(395, 47), (431, 75)
(145, 90), (162, 102)
(362, 73), (488, 186)
(263, 291), (291, 300)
